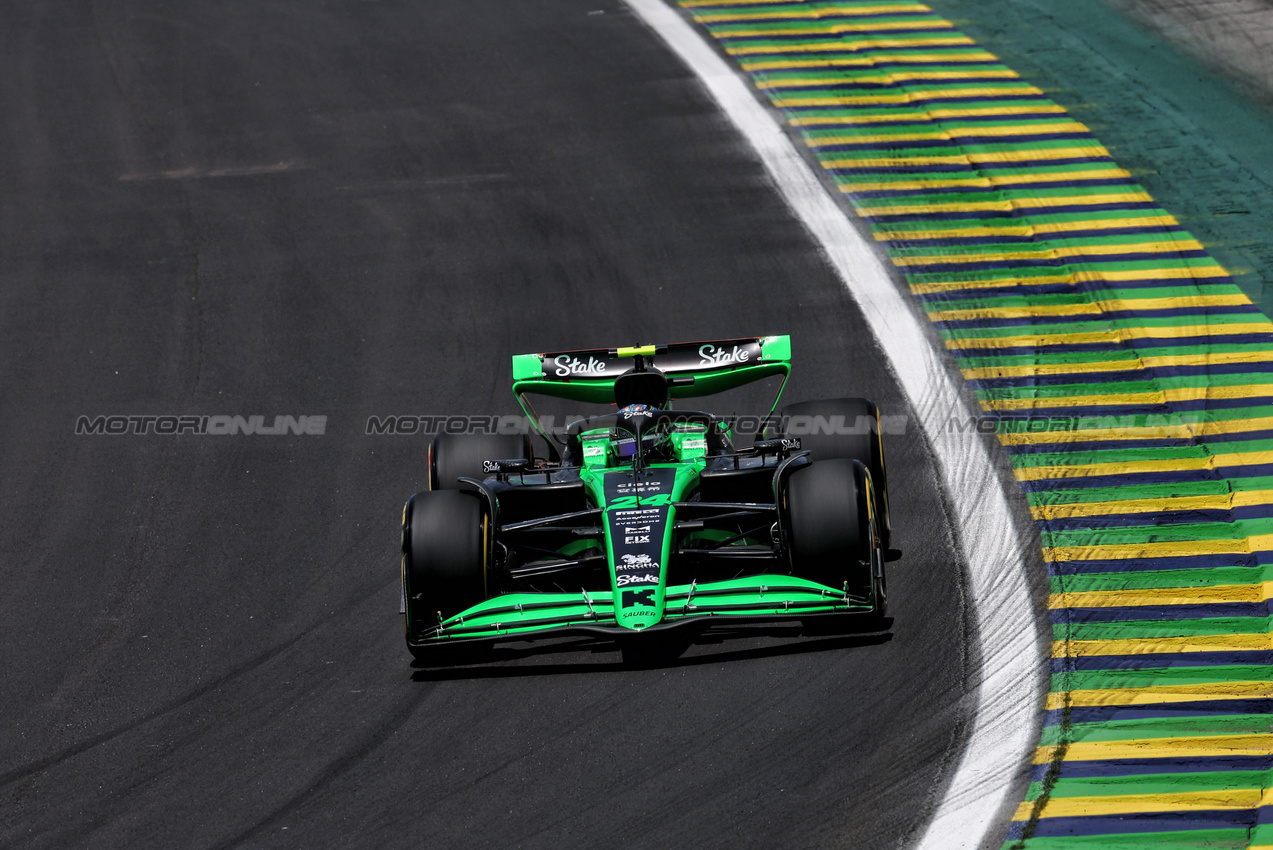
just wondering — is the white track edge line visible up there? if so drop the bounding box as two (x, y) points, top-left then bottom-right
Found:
(622, 1), (1045, 846)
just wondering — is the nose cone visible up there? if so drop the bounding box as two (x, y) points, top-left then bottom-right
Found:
(609, 510), (669, 630)
(614, 585), (663, 630)
(604, 469), (676, 630)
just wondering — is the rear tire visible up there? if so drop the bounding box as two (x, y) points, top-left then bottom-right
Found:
(781, 397), (891, 550)
(785, 458), (885, 619)
(402, 490), (486, 645)
(430, 432), (531, 491)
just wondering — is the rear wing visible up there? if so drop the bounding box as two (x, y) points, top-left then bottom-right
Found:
(511, 335), (791, 404)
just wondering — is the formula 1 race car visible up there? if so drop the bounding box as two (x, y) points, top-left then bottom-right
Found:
(400, 336), (896, 660)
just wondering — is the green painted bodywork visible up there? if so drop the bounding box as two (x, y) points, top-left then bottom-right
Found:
(511, 352), (542, 381)
(579, 461), (702, 631)
(431, 576), (857, 640)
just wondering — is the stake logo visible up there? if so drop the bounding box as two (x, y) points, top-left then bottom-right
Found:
(698, 343), (751, 367)
(552, 354), (608, 377)
(616, 573), (658, 586)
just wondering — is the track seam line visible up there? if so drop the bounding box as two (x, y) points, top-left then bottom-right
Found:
(622, 1), (1046, 846)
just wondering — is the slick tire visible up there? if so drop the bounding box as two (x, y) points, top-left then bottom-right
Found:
(402, 490), (486, 643)
(429, 432), (532, 491)
(781, 397), (891, 550)
(785, 458), (885, 619)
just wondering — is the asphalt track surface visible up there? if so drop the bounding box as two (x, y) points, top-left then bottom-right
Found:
(0, 2), (985, 848)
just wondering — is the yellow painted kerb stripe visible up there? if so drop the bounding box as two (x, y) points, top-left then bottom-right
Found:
(1049, 579), (1273, 608)
(1032, 489), (1273, 520)
(811, 122), (1089, 145)
(1055, 633), (1273, 657)
(845, 168), (1129, 192)
(1014, 788), (1263, 821)
(951, 323), (1273, 349)
(1036, 733), (1273, 762)
(966, 353), (1268, 379)
(1045, 682), (1273, 711)
(1016, 449), (1273, 481)
(999, 416), (1273, 445)
(711, 22), (954, 37)
(897, 240), (1204, 266)
(696, 5), (932, 22)
(759, 71), (1020, 89)
(1044, 539), (1264, 562)
(873, 213), (1180, 241)
(779, 87), (1043, 107)
(944, 296), (1246, 326)
(798, 105), (1069, 126)
(986, 385), (1273, 410)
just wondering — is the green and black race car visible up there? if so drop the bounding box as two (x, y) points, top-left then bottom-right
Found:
(400, 335), (897, 661)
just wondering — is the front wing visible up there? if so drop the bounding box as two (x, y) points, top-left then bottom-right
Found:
(407, 574), (874, 648)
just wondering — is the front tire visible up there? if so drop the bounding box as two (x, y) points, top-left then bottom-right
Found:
(402, 490), (486, 647)
(785, 458), (885, 618)
(781, 397), (891, 550)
